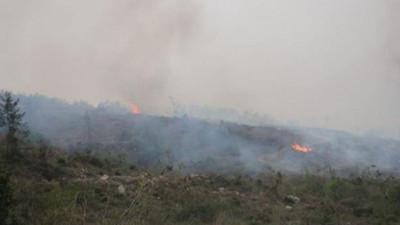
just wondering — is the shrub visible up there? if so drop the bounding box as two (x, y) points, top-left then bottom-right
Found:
(0, 166), (13, 223)
(57, 157), (66, 166)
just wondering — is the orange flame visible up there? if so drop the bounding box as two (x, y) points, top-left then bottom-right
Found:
(131, 104), (141, 115)
(291, 143), (312, 153)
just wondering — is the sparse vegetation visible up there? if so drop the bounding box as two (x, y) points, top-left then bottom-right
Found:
(0, 143), (398, 225)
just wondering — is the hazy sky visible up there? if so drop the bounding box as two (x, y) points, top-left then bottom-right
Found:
(1, 0), (399, 138)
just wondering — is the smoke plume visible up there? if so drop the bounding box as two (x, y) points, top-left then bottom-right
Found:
(1, 0), (399, 138)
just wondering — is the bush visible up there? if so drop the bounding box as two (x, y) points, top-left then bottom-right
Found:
(57, 157), (66, 166)
(0, 166), (13, 223)
(175, 200), (219, 223)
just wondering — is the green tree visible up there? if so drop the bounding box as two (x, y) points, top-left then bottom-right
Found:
(0, 91), (29, 160)
(0, 99), (4, 127)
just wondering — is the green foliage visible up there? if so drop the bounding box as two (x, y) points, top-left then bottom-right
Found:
(0, 165), (13, 224)
(271, 171), (283, 197)
(324, 177), (353, 200)
(175, 189), (227, 223)
(0, 91), (29, 161)
(56, 157), (66, 166)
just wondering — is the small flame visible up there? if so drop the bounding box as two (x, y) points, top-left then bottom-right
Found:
(131, 104), (141, 115)
(291, 143), (312, 153)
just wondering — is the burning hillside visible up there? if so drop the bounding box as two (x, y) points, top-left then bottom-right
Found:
(17, 95), (400, 177)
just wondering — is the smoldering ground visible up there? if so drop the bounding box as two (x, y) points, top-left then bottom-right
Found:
(18, 94), (400, 177)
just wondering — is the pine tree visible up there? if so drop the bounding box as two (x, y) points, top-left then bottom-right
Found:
(0, 100), (4, 127)
(0, 91), (29, 160)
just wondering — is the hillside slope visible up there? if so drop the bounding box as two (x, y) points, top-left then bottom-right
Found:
(18, 94), (400, 176)
(2, 145), (400, 225)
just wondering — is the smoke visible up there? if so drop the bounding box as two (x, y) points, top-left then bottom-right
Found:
(169, 0), (400, 138)
(1, 0), (399, 139)
(17, 94), (400, 176)
(0, 0), (202, 111)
